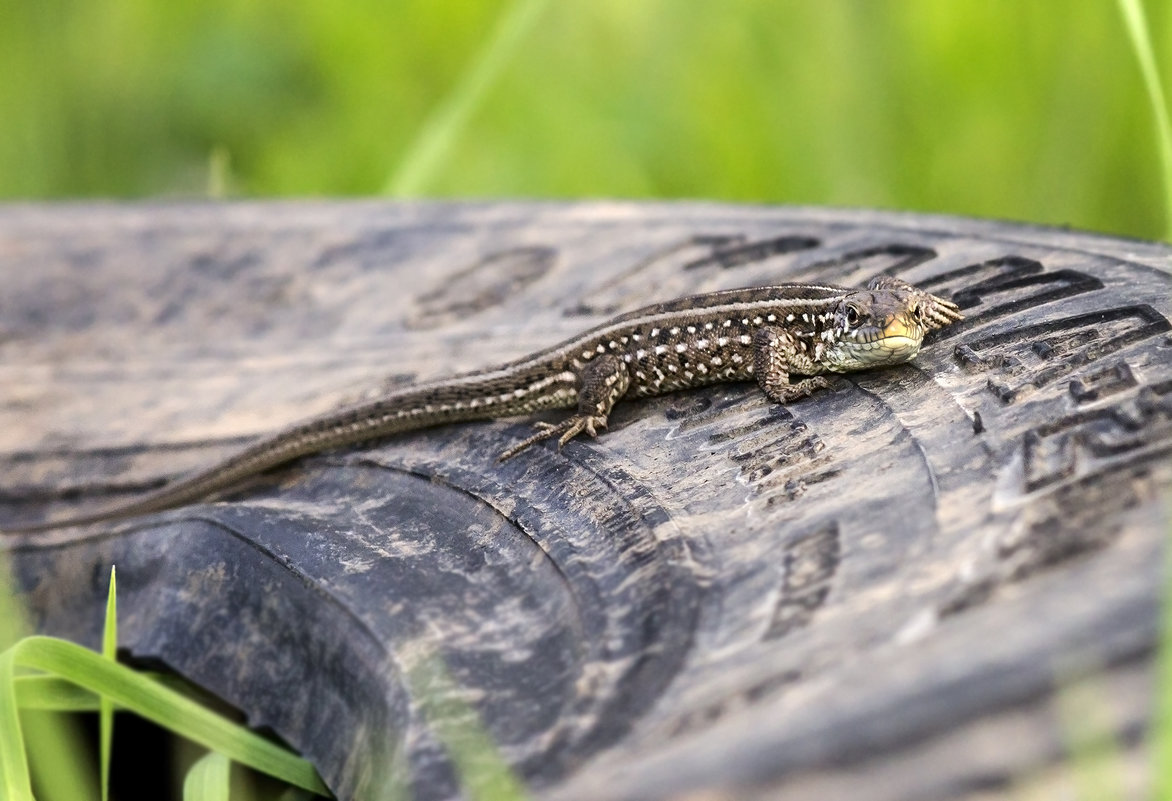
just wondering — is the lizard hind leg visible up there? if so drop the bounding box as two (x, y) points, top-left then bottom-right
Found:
(498, 353), (631, 462)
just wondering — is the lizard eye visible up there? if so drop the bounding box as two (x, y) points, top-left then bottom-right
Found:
(844, 304), (861, 327)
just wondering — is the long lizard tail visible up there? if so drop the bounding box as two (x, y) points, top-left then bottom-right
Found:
(2, 380), (550, 533)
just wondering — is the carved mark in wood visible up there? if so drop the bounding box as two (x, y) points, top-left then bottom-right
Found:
(766, 522), (840, 640)
(680, 235), (819, 271)
(705, 404), (793, 446)
(665, 392), (754, 434)
(797, 243), (938, 284)
(941, 380), (1170, 619)
(408, 247), (556, 329)
(311, 226), (461, 269)
(954, 305), (1171, 403)
(938, 461), (1157, 619)
(915, 257), (1103, 340)
(1069, 362), (1138, 405)
(657, 394), (836, 507)
(568, 234), (821, 317)
(718, 407), (835, 507)
(1022, 378), (1172, 492)
(662, 670), (803, 741)
(190, 249), (263, 281)
(1000, 472), (1142, 580)
(565, 235), (746, 317)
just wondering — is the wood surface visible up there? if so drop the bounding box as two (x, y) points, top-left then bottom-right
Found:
(2, 201), (1170, 801)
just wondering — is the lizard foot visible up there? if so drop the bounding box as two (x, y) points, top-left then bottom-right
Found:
(760, 375), (834, 404)
(497, 414), (608, 462)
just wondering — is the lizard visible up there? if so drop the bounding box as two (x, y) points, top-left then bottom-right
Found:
(4, 275), (961, 533)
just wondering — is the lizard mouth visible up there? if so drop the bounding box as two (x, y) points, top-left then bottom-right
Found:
(838, 315), (924, 365)
(876, 316), (922, 353)
(877, 314), (923, 341)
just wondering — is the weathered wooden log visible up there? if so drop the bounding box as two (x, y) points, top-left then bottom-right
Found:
(2, 202), (1168, 800)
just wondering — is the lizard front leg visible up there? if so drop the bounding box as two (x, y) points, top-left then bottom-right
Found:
(752, 326), (832, 403)
(498, 354), (631, 461)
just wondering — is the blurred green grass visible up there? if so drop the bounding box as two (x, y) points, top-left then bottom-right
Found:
(0, 0), (1168, 240)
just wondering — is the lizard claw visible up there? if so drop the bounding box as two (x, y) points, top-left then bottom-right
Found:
(919, 292), (964, 331)
(558, 414), (607, 445)
(868, 274), (964, 331)
(497, 414), (609, 462)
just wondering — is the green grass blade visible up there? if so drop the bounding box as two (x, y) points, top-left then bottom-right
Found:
(0, 558), (32, 799)
(1, 556), (95, 801)
(9, 636), (329, 796)
(15, 675), (103, 711)
(1055, 669), (1126, 801)
(15, 672), (194, 712)
(383, 0), (551, 196)
(100, 566), (116, 801)
(409, 657), (529, 801)
(183, 752), (231, 801)
(1156, 535), (1172, 801)
(1116, 0), (1172, 241)
(207, 147), (232, 199)
(0, 646), (35, 801)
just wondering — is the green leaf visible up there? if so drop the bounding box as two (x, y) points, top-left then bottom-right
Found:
(1156, 538), (1172, 801)
(1116, 0), (1172, 241)
(183, 752), (231, 801)
(1, 557), (95, 801)
(0, 645), (34, 801)
(384, 0), (552, 196)
(409, 657), (528, 801)
(7, 636), (328, 796)
(100, 566), (117, 801)
(14, 675), (102, 712)
(14, 672), (189, 712)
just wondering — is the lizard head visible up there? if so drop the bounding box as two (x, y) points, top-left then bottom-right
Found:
(819, 284), (963, 372)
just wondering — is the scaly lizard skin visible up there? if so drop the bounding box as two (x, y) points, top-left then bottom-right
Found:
(5, 275), (961, 532)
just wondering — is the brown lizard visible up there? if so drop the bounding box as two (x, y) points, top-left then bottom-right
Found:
(4, 275), (961, 532)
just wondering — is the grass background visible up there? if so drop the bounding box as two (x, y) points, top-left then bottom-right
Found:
(1, 0), (1169, 240)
